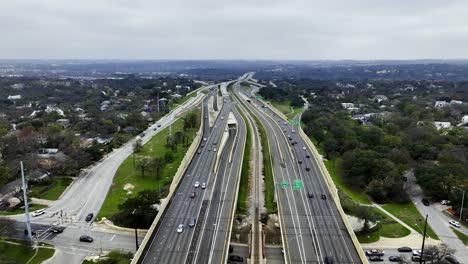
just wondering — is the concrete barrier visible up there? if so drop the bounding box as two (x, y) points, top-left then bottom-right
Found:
(131, 101), (205, 264)
(298, 127), (368, 264)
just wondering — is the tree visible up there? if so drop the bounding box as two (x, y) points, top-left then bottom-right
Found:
(151, 158), (165, 179)
(354, 205), (379, 233)
(135, 156), (151, 178)
(133, 139), (143, 153)
(424, 243), (456, 264)
(0, 164), (11, 186)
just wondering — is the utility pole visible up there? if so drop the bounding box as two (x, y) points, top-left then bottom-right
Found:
(21, 161), (33, 244)
(420, 214), (428, 264)
(132, 209), (139, 251)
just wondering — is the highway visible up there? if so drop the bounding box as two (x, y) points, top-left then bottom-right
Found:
(233, 78), (362, 263)
(138, 80), (246, 264)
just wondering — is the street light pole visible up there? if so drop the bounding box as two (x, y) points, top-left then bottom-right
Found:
(132, 209), (139, 251)
(420, 214), (428, 264)
(459, 189), (465, 222)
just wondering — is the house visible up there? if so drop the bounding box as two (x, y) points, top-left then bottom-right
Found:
(341, 103), (355, 109)
(8, 95), (22, 100)
(11, 83), (24, 89)
(56, 119), (70, 128)
(372, 95), (388, 103)
(45, 105), (65, 116)
(122, 126), (136, 133)
(450, 100), (463, 105)
(95, 137), (111, 145)
(434, 101), (450, 108)
(433, 122), (451, 130)
(27, 170), (50, 183)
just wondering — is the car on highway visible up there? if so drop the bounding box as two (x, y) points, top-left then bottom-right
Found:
(194, 181), (200, 188)
(422, 198), (430, 206)
(228, 255), (244, 262)
(203, 137), (207, 141)
(189, 217), (196, 227)
(397, 246), (412, 252)
(449, 220), (461, 227)
(85, 213), (94, 222)
(190, 192), (196, 198)
(306, 154), (310, 158)
(153, 127), (157, 131)
(197, 149), (201, 154)
(368, 256), (384, 261)
(291, 142), (295, 146)
(298, 160), (302, 164)
(32, 209), (45, 217)
(79, 235), (93, 243)
(205, 116), (208, 119)
(305, 167), (310, 171)
(302, 146), (306, 150)
(365, 249), (384, 256)
(388, 256), (402, 262)
(321, 194), (327, 200)
(51, 226), (65, 233)
(308, 192), (314, 198)
(213, 147), (217, 152)
(201, 143), (205, 148)
(176, 224), (184, 233)
(201, 182), (206, 189)
(157, 124), (161, 127)
(324, 256), (334, 264)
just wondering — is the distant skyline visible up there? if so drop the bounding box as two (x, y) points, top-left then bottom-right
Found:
(1, 0), (468, 60)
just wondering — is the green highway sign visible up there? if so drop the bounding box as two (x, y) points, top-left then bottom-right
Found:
(281, 181), (288, 189)
(293, 180), (303, 190)
(288, 119), (301, 125)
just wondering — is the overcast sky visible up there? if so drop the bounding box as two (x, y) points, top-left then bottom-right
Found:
(1, 0), (467, 60)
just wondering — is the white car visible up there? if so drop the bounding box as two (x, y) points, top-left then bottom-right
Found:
(176, 224), (184, 233)
(32, 209), (45, 217)
(203, 137), (207, 141)
(194, 181), (200, 188)
(441, 200), (450, 205)
(302, 146), (306, 150)
(201, 182), (206, 189)
(449, 220), (461, 227)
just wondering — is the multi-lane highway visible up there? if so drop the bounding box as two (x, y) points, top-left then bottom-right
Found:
(138, 80), (247, 264)
(233, 78), (362, 263)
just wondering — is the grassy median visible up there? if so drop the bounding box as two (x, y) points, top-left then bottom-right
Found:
(235, 106), (251, 215)
(98, 109), (201, 220)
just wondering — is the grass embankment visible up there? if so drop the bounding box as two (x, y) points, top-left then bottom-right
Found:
(98, 109), (201, 220)
(30, 177), (73, 200)
(382, 203), (439, 239)
(450, 227), (468, 245)
(0, 204), (48, 216)
(270, 101), (303, 119)
(235, 107), (251, 215)
(323, 159), (371, 205)
(0, 240), (54, 264)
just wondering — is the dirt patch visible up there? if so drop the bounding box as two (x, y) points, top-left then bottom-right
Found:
(123, 183), (134, 195)
(231, 214), (251, 244)
(265, 214), (282, 245)
(231, 214), (282, 246)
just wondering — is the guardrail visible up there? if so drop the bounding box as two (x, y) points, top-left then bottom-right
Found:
(298, 127), (368, 264)
(131, 98), (205, 264)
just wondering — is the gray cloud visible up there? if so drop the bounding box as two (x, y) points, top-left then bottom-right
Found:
(1, 0), (467, 59)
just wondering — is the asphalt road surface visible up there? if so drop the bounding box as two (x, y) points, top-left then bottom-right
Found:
(235, 79), (362, 263)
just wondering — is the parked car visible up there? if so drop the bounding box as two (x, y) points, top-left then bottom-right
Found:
(85, 213), (94, 222)
(421, 198), (430, 206)
(176, 224), (184, 233)
(368, 256), (384, 261)
(411, 255), (428, 262)
(388, 256), (402, 262)
(397, 246), (412, 252)
(412, 250), (422, 256)
(194, 181), (200, 188)
(32, 209), (45, 217)
(441, 200), (451, 205)
(228, 255), (244, 262)
(79, 235), (93, 242)
(449, 220), (461, 227)
(365, 249), (384, 256)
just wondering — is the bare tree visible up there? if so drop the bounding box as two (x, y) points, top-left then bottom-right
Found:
(135, 156), (151, 178)
(424, 243), (456, 264)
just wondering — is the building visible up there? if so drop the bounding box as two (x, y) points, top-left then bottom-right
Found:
(433, 122), (451, 130)
(45, 105), (65, 116)
(434, 101), (450, 108)
(7, 95), (22, 100)
(462, 116), (468, 124)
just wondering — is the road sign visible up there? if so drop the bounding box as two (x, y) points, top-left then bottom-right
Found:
(281, 181), (288, 189)
(288, 119), (301, 125)
(293, 180), (303, 190)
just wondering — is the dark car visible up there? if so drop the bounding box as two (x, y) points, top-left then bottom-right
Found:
(51, 226), (65, 233)
(389, 256), (402, 262)
(24, 229), (36, 236)
(291, 142), (295, 146)
(422, 198), (430, 206)
(324, 256), (334, 264)
(228, 255), (244, 262)
(190, 192), (196, 198)
(306, 167), (310, 171)
(80, 235), (93, 242)
(308, 192), (314, 198)
(369, 256), (384, 261)
(398, 246), (412, 252)
(306, 154), (310, 158)
(321, 194), (327, 200)
(85, 213), (94, 222)
(298, 160), (302, 164)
